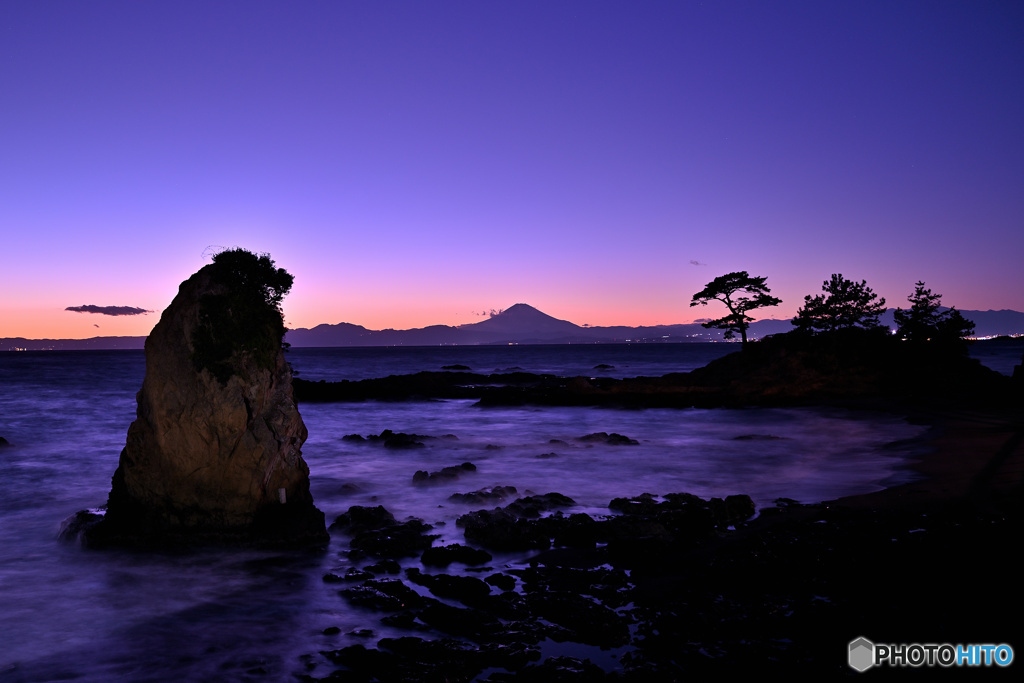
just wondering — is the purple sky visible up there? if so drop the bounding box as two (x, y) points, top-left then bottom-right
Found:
(2, 1), (1022, 339)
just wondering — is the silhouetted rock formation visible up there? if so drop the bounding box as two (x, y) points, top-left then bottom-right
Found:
(84, 252), (327, 547)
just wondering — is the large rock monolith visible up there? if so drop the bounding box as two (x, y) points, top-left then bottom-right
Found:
(85, 249), (328, 547)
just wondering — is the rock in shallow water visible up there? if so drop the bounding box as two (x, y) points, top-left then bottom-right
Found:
(83, 250), (328, 547)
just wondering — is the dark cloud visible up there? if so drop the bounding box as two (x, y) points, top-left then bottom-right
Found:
(690, 260), (706, 266)
(66, 305), (152, 316)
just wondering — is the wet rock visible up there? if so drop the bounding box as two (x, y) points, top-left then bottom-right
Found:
(505, 493), (576, 517)
(363, 559), (402, 575)
(325, 637), (486, 682)
(329, 504), (396, 533)
(420, 543), (493, 567)
(377, 430), (427, 449)
(608, 492), (664, 515)
(323, 569), (374, 584)
(339, 578), (426, 612)
(349, 519), (439, 559)
(448, 486), (518, 505)
(406, 568), (492, 604)
(417, 601), (504, 639)
(412, 462), (477, 485)
(347, 628), (374, 638)
(722, 493), (757, 524)
(378, 612), (427, 633)
(577, 432), (639, 446)
(485, 573), (517, 592)
(499, 656), (609, 682)
(0, 436), (11, 447)
(344, 429), (460, 449)
(455, 493), (578, 551)
(354, 429), (427, 449)
(608, 492), (755, 529)
(57, 509), (105, 544)
(593, 364), (615, 370)
(525, 591), (631, 648)
(550, 513), (601, 549)
(332, 506), (439, 560)
(513, 565), (631, 607)
(457, 508), (553, 552)
(341, 568), (374, 582)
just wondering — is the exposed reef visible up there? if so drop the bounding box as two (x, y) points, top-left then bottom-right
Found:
(307, 480), (1024, 679)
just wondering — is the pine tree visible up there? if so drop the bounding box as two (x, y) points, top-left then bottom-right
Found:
(690, 271), (781, 349)
(792, 274), (886, 334)
(894, 281), (974, 343)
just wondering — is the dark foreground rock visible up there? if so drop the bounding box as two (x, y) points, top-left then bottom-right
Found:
(448, 486), (519, 505)
(420, 543), (493, 567)
(413, 462), (477, 485)
(329, 504), (440, 560)
(343, 429), (459, 449)
(306, 484), (1024, 680)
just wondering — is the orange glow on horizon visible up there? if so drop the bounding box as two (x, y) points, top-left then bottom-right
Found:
(0, 308), (159, 341)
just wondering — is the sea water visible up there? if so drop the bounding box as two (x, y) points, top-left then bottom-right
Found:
(0, 343), (1010, 681)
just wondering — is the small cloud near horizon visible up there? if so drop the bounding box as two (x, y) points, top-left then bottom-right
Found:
(690, 260), (706, 266)
(66, 305), (152, 316)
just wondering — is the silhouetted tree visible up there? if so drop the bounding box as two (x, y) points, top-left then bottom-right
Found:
(894, 281), (974, 343)
(191, 249), (294, 383)
(792, 274), (886, 334)
(690, 271), (781, 349)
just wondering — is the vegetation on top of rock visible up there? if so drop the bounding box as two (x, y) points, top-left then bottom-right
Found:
(792, 273), (887, 334)
(690, 271), (781, 349)
(894, 280), (975, 345)
(190, 248), (294, 383)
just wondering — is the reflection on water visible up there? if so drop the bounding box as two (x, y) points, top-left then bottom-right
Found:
(0, 348), (929, 680)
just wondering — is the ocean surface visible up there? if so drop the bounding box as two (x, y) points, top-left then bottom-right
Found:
(0, 343), (1016, 681)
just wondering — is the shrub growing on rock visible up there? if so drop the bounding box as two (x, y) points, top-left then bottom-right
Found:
(190, 248), (294, 383)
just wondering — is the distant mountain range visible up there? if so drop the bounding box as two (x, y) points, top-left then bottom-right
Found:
(4, 303), (1024, 351)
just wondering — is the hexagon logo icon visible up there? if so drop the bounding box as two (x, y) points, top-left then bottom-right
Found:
(849, 637), (875, 672)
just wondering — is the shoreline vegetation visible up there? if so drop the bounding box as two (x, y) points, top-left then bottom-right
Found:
(296, 331), (1023, 679)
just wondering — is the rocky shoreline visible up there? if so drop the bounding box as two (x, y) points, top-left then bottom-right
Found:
(296, 400), (1023, 680)
(289, 335), (1023, 679)
(293, 332), (1015, 411)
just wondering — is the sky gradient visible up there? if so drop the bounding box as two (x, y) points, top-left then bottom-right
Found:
(2, 1), (1022, 339)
